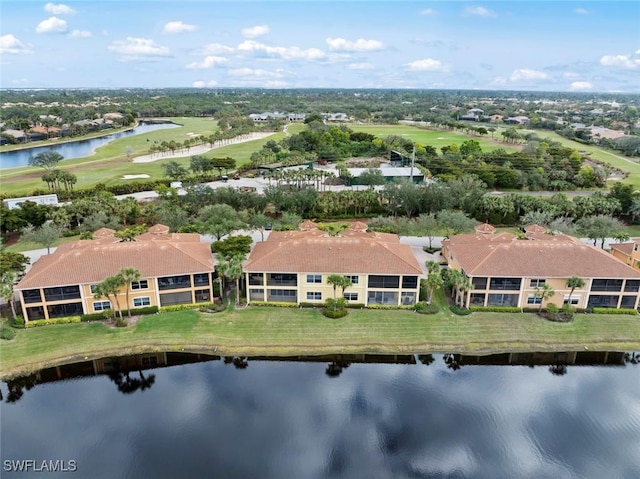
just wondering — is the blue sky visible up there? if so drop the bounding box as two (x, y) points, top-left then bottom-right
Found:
(1, 1), (639, 92)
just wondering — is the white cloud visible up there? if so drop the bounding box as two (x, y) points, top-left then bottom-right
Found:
(563, 72), (580, 79)
(326, 37), (384, 52)
(193, 80), (218, 88)
(108, 37), (171, 61)
(67, 30), (92, 38)
(600, 54), (640, 69)
(196, 43), (234, 55)
(570, 81), (593, 91)
(241, 25), (270, 39)
(185, 56), (228, 69)
(464, 6), (496, 17)
(237, 40), (326, 61)
(509, 68), (549, 81)
(0, 34), (33, 54)
(404, 58), (447, 72)
(163, 21), (197, 34)
(36, 17), (68, 34)
(573, 8), (589, 15)
(227, 68), (294, 79)
(420, 8), (437, 16)
(347, 62), (374, 70)
(44, 3), (75, 15)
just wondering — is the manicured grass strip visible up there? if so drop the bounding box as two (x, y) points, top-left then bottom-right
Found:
(2, 308), (639, 379)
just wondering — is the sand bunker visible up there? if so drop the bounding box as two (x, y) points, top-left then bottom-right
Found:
(122, 174), (151, 179)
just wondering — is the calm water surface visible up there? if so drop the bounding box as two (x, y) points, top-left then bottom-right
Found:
(0, 123), (180, 169)
(1, 352), (639, 479)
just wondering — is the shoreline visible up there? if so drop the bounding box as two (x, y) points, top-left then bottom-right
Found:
(2, 308), (639, 380)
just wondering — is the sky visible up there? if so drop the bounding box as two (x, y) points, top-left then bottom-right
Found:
(1, 1), (639, 92)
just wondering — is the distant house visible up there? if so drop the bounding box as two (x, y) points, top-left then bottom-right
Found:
(503, 116), (530, 125)
(1, 129), (27, 144)
(249, 112), (305, 123)
(347, 166), (425, 185)
(323, 113), (349, 122)
(244, 223), (423, 306)
(15, 225), (215, 322)
(442, 224), (640, 310)
(3, 194), (59, 210)
(611, 239), (640, 270)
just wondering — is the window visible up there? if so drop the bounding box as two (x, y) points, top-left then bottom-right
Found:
(267, 274), (297, 286)
(529, 278), (546, 288)
(158, 275), (191, 290)
(195, 289), (210, 303)
(343, 292), (358, 301)
(587, 295), (619, 308)
(93, 300), (111, 311)
(488, 293), (519, 306)
(267, 289), (297, 302)
(470, 293), (486, 306)
(621, 295), (636, 308)
(345, 275), (359, 285)
(90, 284), (98, 294)
(591, 279), (623, 292)
(249, 273), (264, 286)
(527, 295), (542, 305)
(472, 277), (487, 290)
(368, 275), (400, 289)
(249, 289), (264, 301)
(489, 278), (521, 291)
(131, 280), (149, 290)
(368, 291), (398, 305)
(402, 276), (418, 289)
(47, 302), (83, 318)
(22, 289), (42, 304)
(563, 295), (579, 306)
(306, 274), (322, 284)
(194, 274), (210, 287)
(306, 292), (322, 300)
(159, 291), (192, 306)
(401, 291), (416, 305)
(43, 285), (81, 301)
(133, 297), (151, 307)
(624, 280), (640, 292)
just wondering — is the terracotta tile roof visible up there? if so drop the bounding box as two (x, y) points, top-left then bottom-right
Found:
(245, 230), (423, 275)
(348, 221), (368, 232)
(611, 242), (635, 256)
(299, 220), (318, 231)
(16, 236), (214, 289)
(475, 223), (496, 234)
(146, 224), (170, 235)
(524, 224), (547, 234)
(93, 227), (115, 238)
(449, 235), (640, 279)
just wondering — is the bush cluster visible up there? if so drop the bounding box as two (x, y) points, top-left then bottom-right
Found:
(415, 303), (439, 314)
(367, 304), (416, 310)
(25, 316), (82, 328)
(249, 301), (299, 308)
(322, 308), (349, 319)
(159, 302), (214, 313)
(591, 307), (638, 315)
(450, 305), (472, 315)
(469, 306), (522, 313)
(1, 325), (16, 340)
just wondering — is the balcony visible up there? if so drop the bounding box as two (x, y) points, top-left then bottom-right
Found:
(267, 274), (297, 287)
(43, 286), (81, 302)
(158, 275), (192, 291)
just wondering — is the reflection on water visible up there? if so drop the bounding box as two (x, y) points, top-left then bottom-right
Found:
(1, 351), (639, 479)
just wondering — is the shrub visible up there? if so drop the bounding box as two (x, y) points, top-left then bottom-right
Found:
(422, 247), (441, 254)
(415, 303), (439, 314)
(592, 307), (638, 315)
(299, 302), (322, 308)
(159, 302), (214, 313)
(322, 308), (349, 319)
(249, 301), (299, 308)
(367, 304), (415, 310)
(546, 304), (559, 315)
(419, 279), (428, 302)
(1, 325), (16, 340)
(13, 315), (25, 328)
(450, 305), (471, 315)
(129, 306), (159, 316)
(25, 316), (82, 328)
(199, 303), (226, 313)
(81, 311), (109, 322)
(115, 318), (128, 327)
(469, 306), (522, 313)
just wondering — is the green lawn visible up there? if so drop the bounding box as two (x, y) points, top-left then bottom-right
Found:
(347, 123), (520, 153)
(4, 235), (80, 253)
(2, 306), (639, 379)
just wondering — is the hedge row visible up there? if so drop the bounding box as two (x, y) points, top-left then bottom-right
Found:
(591, 307), (638, 315)
(159, 302), (215, 313)
(25, 316), (82, 328)
(450, 305), (472, 316)
(249, 301), (299, 308)
(469, 306), (522, 313)
(80, 305), (160, 322)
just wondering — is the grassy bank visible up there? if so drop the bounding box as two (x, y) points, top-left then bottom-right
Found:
(2, 306), (639, 379)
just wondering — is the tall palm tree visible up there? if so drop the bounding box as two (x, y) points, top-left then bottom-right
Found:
(227, 255), (244, 306)
(457, 275), (472, 308)
(535, 283), (556, 313)
(425, 271), (443, 304)
(94, 275), (126, 320)
(0, 271), (18, 321)
(566, 276), (585, 306)
(119, 267), (141, 317)
(327, 274), (352, 310)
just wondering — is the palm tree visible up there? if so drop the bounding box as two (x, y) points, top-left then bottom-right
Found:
(94, 275), (126, 321)
(425, 260), (440, 274)
(227, 255), (244, 306)
(425, 271), (443, 304)
(327, 274), (352, 310)
(119, 267), (141, 317)
(457, 275), (472, 308)
(0, 271), (17, 321)
(534, 283), (556, 313)
(566, 276), (585, 306)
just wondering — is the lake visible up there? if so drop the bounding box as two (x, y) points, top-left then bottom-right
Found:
(1, 351), (639, 479)
(0, 122), (180, 170)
